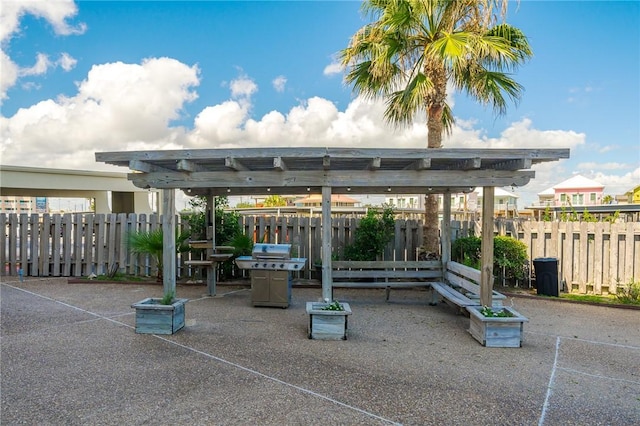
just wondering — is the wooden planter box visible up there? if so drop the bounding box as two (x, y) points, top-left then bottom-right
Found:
(467, 306), (528, 348)
(131, 297), (188, 335)
(306, 302), (352, 340)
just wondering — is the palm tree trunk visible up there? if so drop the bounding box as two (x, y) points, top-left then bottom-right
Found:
(422, 98), (444, 256)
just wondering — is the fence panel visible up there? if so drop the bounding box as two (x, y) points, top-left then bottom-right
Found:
(2, 213), (638, 293)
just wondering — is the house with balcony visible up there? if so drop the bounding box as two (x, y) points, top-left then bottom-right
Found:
(537, 174), (604, 207)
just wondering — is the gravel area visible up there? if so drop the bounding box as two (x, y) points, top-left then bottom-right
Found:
(2, 277), (639, 425)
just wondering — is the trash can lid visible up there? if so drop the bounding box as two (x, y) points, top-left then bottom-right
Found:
(533, 257), (558, 261)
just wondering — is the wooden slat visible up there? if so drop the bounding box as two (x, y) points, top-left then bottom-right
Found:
(0, 214), (5, 275)
(430, 282), (479, 308)
(333, 270), (442, 279)
(39, 214), (51, 277)
(52, 214), (62, 276)
(95, 214), (106, 275)
(29, 214), (39, 276)
(333, 260), (440, 269)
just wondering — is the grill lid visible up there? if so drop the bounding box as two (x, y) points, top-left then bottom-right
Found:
(252, 243), (292, 260)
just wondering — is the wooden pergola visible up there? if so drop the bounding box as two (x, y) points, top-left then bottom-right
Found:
(96, 147), (569, 305)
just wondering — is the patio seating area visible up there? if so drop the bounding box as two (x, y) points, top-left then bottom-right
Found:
(2, 277), (639, 425)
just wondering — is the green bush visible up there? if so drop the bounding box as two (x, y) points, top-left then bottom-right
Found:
(615, 280), (640, 305)
(343, 206), (395, 261)
(494, 236), (528, 281)
(451, 235), (528, 283)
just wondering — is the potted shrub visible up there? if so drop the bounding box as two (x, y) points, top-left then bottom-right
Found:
(127, 228), (191, 335)
(467, 305), (528, 348)
(131, 291), (188, 335)
(306, 300), (352, 340)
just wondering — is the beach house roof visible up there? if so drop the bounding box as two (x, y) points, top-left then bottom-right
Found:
(552, 174), (604, 190)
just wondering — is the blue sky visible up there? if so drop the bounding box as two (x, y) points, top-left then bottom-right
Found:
(1, 0), (639, 208)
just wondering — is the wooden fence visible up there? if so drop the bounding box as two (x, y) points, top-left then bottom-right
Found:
(2, 213), (638, 294)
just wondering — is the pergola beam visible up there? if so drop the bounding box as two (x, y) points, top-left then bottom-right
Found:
(368, 157), (381, 170)
(176, 159), (206, 172)
(130, 170), (536, 192)
(225, 157), (248, 171)
(273, 157), (288, 171)
(404, 158), (431, 170)
(493, 158), (532, 170)
(129, 160), (173, 174)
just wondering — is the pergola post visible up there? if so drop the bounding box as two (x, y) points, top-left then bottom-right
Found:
(441, 191), (452, 268)
(480, 186), (495, 306)
(207, 195), (216, 296)
(162, 188), (176, 297)
(321, 186), (332, 301)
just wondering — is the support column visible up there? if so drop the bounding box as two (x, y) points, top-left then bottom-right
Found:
(441, 191), (451, 268)
(207, 195), (216, 296)
(480, 186), (495, 307)
(321, 186), (332, 301)
(162, 189), (176, 297)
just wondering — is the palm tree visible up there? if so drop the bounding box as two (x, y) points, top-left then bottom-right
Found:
(128, 228), (191, 281)
(340, 0), (532, 256)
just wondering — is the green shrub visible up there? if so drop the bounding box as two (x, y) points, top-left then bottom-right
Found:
(615, 280), (640, 305)
(451, 235), (528, 283)
(343, 206), (395, 261)
(494, 236), (528, 281)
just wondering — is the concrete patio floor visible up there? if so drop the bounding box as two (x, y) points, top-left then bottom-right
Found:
(1, 277), (639, 425)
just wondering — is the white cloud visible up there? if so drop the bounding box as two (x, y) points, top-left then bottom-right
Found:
(272, 75), (287, 93)
(1, 57), (200, 167)
(577, 162), (630, 171)
(0, 50), (19, 100)
(598, 144), (618, 153)
(191, 101), (248, 145)
(58, 52), (77, 71)
(593, 167), (640, 195)
(230, 75), (257, 99)
(18, 53), (52, 76)
(323, 61), (342, 76)
(0, 0), (85, 42)
(0, 0), (85, 101)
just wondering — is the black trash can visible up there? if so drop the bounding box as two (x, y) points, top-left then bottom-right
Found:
(533, 257), (559, 297)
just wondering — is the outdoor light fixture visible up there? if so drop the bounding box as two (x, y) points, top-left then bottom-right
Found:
(267, 187), (271, 192)
(387, 187), (392, 192)
(346, 187), (351, 192)
(226, 187), (231, 193)
(306, 187), (311, 192)
(428, 187), (432, 191)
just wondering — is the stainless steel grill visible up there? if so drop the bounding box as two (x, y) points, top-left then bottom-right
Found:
(235, 243), (306, 308)
(235, 243), (306, 271)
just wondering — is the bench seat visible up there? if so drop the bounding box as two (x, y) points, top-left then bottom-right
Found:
(331, 260), (441, 301)
(429, 281), (480, 312)
(184, 260), (216, 267)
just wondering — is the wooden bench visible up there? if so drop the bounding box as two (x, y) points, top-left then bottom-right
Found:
(429, 261), (506, 314)
(444, 262), (506, 306)
(331, 260), (442, 301)
(429, 281), (479, 311)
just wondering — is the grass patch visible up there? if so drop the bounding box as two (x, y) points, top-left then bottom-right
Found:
(560, 293), (619, 304)
(94, 273), (149, 282)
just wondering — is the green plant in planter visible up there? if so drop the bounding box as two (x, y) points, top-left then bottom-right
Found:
(480, 305), (514, 317)
(320, 300), (345, 311)
(160, 290), (175, 305)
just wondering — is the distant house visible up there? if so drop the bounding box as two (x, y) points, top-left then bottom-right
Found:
(294, 194), (360, 208)
(537, 175), (605, 207)
(621, 185), (640, 204)
(449, 187), (519, 218)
